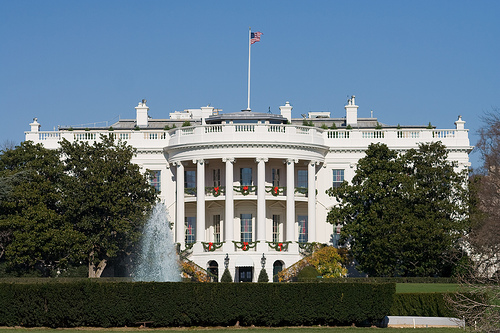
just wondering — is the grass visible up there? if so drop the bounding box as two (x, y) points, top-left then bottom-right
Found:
(396, 283), (458, 294)
(0, 328), (462, 333)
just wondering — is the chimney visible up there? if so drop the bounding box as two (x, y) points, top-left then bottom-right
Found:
(200, 106), (215, 125)
(345, 95), (358, 127)
(279, 101), (293, 123)
(135, 99), (149, 127)
(30, 118), (40, 132)
(455, 115), (465, 130)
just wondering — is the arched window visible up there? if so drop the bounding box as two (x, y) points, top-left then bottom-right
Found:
(208, 260), (219, 282)
(273, 260), (284, 282)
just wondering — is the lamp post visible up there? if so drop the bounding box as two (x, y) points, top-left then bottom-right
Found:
(224, 253), (230, 269)
(261, 253), (266, 269)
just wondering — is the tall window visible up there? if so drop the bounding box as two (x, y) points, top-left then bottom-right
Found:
(298, 215), (308, 243)
(213, 215), (221, 243)
(185, 170), (196, 194)
(240, 214), (252, 242)
(150, 170), (161, 192)
(297, 169), (308, 188)
(272, 168), (280, 187)
(332, 169), (344, 188)
(240, 168), (252, 185)
(213, 169), (221, 187)
(272, 215), (280, 243)
(185, 217), (196, 244)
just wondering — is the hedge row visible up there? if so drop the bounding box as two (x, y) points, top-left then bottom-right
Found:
(0, 281), (395, 327)
(390, 293), (454, 317)
(302, 277), (456, 284)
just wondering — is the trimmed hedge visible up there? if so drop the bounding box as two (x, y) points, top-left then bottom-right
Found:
(390, 293), (454, 317)
(0, 281), (395, 327)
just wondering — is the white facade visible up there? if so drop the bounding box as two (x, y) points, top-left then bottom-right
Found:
(25, 97), (472, 282)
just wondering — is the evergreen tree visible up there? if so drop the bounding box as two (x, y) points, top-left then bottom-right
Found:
(221, 267), (233, 282)
(257, 268), (269, 282)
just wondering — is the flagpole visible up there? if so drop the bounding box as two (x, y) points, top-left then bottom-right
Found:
(247, 27), (251, 111)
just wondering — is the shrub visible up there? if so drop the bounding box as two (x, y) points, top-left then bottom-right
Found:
(257, 269), (269, 282)
(297, 266), (320, 282)
(221, 268), (232, 282)
(182, 121), (191, 127)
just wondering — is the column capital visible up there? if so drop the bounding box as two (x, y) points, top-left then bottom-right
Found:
(193, 159), (205, 164)
(222, 157), (235, 163)
(286, 158), (298, 164)
(255, 157), (268, 163)
(175, 161), (184, 167)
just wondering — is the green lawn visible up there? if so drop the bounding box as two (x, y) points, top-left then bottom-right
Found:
(0, 328), (461, 333)
(396, 283), (458, 293)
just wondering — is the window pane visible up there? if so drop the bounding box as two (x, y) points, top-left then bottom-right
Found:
(297, 170), (308, 188)
(272, 168), (280, 187)
(213, 169), (221, 187)
(185, 217), (196, 244)
(185, 170), (196, 188)
(213, 215), (221, 243)
(240, 214), (252, 242)
(240, 168), (252, 186)
(272, 215), (280, 243)
(298, 215), (308, 243)
(150, 170), (161, 192)
(332, 169), (344, 188)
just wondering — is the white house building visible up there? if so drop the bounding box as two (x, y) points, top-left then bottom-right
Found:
(25, 96), (472, 282)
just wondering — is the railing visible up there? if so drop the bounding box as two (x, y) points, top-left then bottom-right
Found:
(397, 130), (420, 139)
(39, 132), (60, 140)
(205, 186), (225, 197)
(144, 132), (166, 140)
(361, 130), (384, 139)
(327, 130), (349, 139)
(205, 125), (222, 133)
(74, 132), (96, 141)
(235, 124), (255, 132)
(433, 130), (455, 138)
(268, 125), (286, 133)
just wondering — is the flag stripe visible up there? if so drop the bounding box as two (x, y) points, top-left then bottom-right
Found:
(250, 31), (263, 44)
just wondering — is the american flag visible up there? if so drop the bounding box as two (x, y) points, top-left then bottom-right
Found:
(250, 31), (263, 44)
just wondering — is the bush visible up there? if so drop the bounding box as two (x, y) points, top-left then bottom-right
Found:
(220, 268), (232, 282)
(390, 293), (454, 317)
(0, 281), (395, 327)
(297, 266), (320, 282)
(257, 269), (269, 282)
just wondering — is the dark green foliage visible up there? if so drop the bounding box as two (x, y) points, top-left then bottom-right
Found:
(329, 123), (337, 129)
(320, 124), (328, 130)
(327, 142), (470, 277)
(391, 293), (455, 317)
(302, 119), (314, 127)
(182, 121), (191, 127)
(375, 122), (382, 129)
(0, 281), (395, 327)
(297, 266), (320, 282)
(346, 124), (353, 130)
(220, 268), (233, 282)
(257, 269), (269, 282)
(427, 122), (433, 129)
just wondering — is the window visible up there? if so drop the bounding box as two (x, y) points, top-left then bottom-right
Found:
(332, 224), (342, 248)
(332, 169), (344, 188)
(213, 169), (221, 187)
(185, 217), (196, 244)
(272, 215), (280, 243)
(298, 215), (308, 243)
(213, 215), (221, 243)
(297, 169), (308, 188)
(272, 168), (280, 187)
(240, 168), (252, 186)
(150, 170), (161, 192)
(240, 214), (252, 243)
(185, 170), (196, 189)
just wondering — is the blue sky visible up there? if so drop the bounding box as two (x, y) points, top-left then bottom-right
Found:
(1, 1), (499, 169)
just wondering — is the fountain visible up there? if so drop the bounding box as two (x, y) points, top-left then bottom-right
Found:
(134, 203), (181, 282)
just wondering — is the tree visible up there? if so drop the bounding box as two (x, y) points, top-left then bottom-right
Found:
(257, 268), (269, 282)
(221, 267), (233, 282)
(59, 135), (157, 277)
(0, 142), (85, 275)
(327, 142), (469, 277)
(446, 110), (500, 332)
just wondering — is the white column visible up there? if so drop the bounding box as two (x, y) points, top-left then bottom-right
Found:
(256, 158), (267, 249)
(308, 161), (316, 243)
(286, 159), (296, 242)
(176, 162), (185, 246)
(224, 158), (235, 251)
(196, 159), (205, 244)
